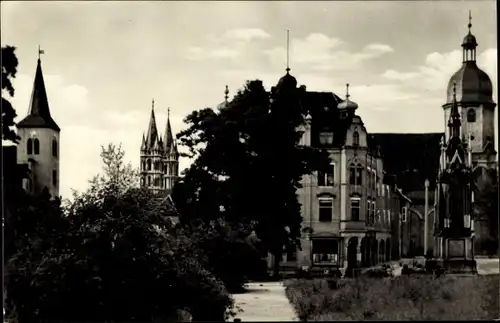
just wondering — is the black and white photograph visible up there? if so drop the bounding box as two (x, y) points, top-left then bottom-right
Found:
(1, 1), (498, 322)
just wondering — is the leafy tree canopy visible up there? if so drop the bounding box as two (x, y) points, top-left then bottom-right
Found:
(6, 142), (234, 323)
(1, 45), (20, 143)
(173, 79), (330, 274)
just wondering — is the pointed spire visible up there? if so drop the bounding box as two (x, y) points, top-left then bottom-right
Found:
(286, 29), (291, 73)
(164, 107), (174, 151)
(141, 132), (146, 149)
(448, 82), (461, 137)
(17, 49), (60, 131)
(468, 10), (472, 32)
(145, 99), (159, 149)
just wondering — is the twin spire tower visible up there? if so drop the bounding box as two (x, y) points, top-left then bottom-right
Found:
(140, 99), (179, 195)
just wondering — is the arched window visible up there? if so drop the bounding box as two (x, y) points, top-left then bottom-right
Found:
(34, 138), (40, 155)
(356, 164), (363, 185)
(353, 131), (360, 147)
(52, 170), (57, 186)
(349, 163), (363, 186)
(467, 109), (476, 123)
(52, 139), (58, 157)
(27, 138), (33, 155)
(147, 159), (152, 171)
(147, 176), (151, 186)
(154, 161), (160, 171)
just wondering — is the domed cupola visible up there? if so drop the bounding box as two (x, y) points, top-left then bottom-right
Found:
(216, 85), (230, 110)
(446, 11), (494, 105)
(337, 83), (358, 116)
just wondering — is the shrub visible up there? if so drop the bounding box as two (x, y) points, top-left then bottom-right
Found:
(285, 275), (499, 321)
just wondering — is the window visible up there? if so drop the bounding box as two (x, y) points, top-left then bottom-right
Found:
(312, 239), (339, 265)
(140, 177), (144, 186)
(154, 161), (160, 171)
(147, 176), (151, 186)
(319, 132), (334, 145)
(27, 138), (33, 155)
(349, 164), (363, 186)
(34, 138), (40, 155)
(319, 199), (333, 222)
(351, 198), (360, 221)
(147, 159), (152, 171)
(318, 164), (335, 186)
(366, 200), (371, 225)
(353, 131), (359, 146)
(467, 109), (476, 123)
(371, 201), (376, 224)
(401, 206), (408, 223)
(52, 139), (58, 157)
(52, 170), (57, 186)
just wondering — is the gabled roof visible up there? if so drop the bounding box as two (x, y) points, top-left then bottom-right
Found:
(17, 59), (60, 131)
(370, 133), (444, 192)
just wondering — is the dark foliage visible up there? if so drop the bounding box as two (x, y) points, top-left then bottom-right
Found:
(173, 80), (330, 277)
(1, 45), (20, 143)
(4, 144), (234, 323)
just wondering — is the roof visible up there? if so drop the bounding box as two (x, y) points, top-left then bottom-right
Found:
(300, 91), (355, 148)
(17, 59), (60, 131)
(369, 133), (444, 192)
(445, 62), (494, 105)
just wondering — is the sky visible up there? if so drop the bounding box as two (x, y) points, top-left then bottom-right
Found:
(1, 1), (497, 199)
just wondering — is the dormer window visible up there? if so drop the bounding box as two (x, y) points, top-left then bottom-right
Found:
(353, 131), (359, 147)
(319, 132), (334, 146)
(467, 109), (476, 123)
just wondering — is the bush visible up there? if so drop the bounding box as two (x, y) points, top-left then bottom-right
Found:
(285, 275), (499, 321)
(5, 187), (234, 323)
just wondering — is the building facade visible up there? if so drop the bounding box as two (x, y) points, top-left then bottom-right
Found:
(16, 56), (60, 198)
(140, 101), (179, 196)
(264, 67), (406, 273)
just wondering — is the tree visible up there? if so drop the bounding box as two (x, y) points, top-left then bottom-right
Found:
(174, 80), (330, 276)
(1, 45), (20, 143)
(5, 143), (234, 322)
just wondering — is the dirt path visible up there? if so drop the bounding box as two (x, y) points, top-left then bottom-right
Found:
(232, 282), (297, 321)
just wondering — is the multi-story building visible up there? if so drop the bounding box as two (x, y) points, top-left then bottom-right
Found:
(140, 101), (179, 196)
(264, 66), (410, 274)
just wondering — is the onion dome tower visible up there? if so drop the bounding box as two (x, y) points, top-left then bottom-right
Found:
(443, 11), (496, 167)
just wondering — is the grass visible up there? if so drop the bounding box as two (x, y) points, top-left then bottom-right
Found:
(284, 274), (499, 321)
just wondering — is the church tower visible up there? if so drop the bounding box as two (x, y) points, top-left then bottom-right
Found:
(441, 12), (498, 256)
(443, 11), (496, 169)
(140, 100), (179, 195)
(17, 50), (61, 198)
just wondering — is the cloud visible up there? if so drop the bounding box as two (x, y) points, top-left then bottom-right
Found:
(263, 33), (394, 71)
(185, 28), (270, 61)
(223, 28), (271, 41)
(381, 48), (497, 98)
(185, 46), (240, 60)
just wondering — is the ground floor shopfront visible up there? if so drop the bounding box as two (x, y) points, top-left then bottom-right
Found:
(268, 231), (394, 272)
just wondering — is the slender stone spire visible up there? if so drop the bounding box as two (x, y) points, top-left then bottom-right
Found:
(17, 47), (60, 131)
(164, 107), (174, 151)
(448, 82), (461, 138)
(145, 99), (159, 149)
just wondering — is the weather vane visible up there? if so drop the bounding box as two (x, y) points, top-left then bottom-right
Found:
(38, 45), (45, 60)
